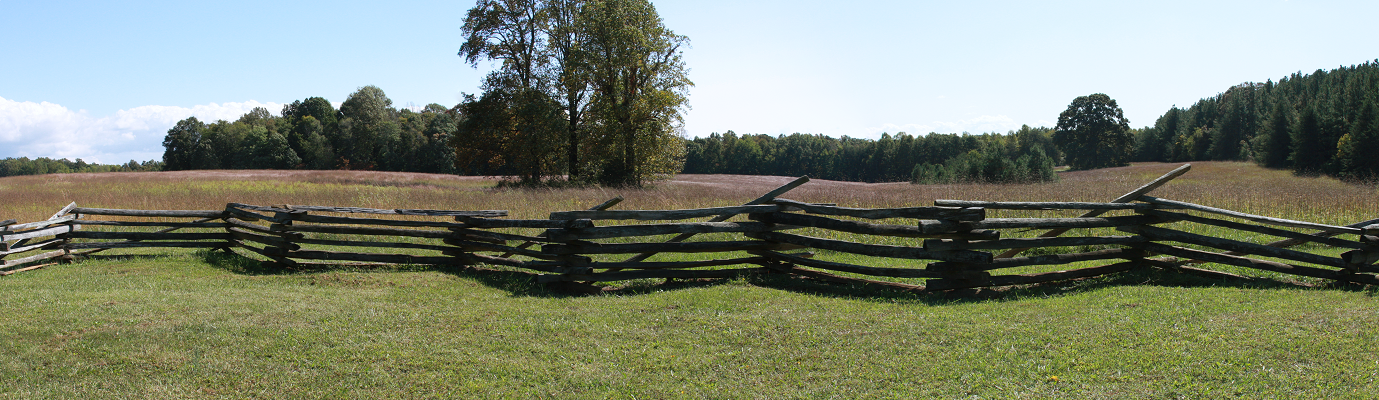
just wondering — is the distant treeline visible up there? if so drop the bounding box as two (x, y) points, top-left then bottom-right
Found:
(162, 86), (460, 174)
(1133, 59), (1379, 180)
(683, 126), (1061, 183)
(0, 157), (163, 178)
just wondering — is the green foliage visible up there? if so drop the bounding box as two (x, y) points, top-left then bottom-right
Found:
(682, 126), (1058, 184)
(160, 87), (461, 174)
(455, 0), (691, 187)
(1053, 93), (1133, 170)
(1139, 60), (1379, 181)
(0, 157), (161, 177)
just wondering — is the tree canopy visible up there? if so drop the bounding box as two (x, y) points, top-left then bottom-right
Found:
(1132, 60), (1379, 181)
(455, 0), (691, 186)
(160, 87), (459, 175)
(1053, 93), (1133, 170)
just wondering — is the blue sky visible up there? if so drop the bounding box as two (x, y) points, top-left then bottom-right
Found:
(2, 0), (1377, 164)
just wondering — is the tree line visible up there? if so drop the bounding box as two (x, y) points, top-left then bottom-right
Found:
(1132, 59), (1379, 180)
(162, 86), (460, 174)
(683, 126), (1061, 184)
(0, 157), (163, 178)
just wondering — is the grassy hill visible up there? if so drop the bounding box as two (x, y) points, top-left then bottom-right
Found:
(1, 162), (1376, 398)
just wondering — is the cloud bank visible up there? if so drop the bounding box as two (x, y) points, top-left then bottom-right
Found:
(0, 96), (284, 164)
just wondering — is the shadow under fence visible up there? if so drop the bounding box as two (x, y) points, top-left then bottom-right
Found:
(3, 163), (1377, 297)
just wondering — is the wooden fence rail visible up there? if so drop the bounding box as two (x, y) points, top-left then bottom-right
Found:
(2, 163), (1377, 294)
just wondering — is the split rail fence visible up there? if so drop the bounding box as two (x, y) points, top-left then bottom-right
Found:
(3, 164), (1377, 292)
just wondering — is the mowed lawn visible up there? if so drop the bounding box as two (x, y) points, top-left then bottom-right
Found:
(2, 162), (1377, 398)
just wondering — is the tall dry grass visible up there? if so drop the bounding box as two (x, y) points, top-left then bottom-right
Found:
(2, 162), (1373, 226)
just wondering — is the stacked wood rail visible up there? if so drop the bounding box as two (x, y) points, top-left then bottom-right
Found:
(3, 164), (1377, 293)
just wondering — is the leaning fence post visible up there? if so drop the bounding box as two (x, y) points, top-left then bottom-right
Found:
(620, 176), (810, 264)
(995, 164), (1190, 259)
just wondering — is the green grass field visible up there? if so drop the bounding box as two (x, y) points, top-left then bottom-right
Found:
(2, 162), (1377, 398)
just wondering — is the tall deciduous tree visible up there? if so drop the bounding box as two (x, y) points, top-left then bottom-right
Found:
(580, 0), (691, 186)
(1053, 93), (1133, 170)
(454, 0), (690, 186)
(162, 117), (205, 171)
(338, 85), (400, 169)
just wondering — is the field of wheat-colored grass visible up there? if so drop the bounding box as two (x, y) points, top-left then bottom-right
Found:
(2, 162), (1377, 398)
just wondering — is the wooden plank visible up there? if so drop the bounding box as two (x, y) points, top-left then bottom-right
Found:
(545, 240), (796, 255)
(757, 250), (955, 278)
(584, 256), (778, 271)
(1130, 242), (1379, 284)
(227, 228), (300, 250)
(75, 220), (231, 229)
(751, 231), (993, 263)
(293, 237), (448, 253)
(283, 224), (454, 239)
(1138, 196), (1363, 235)
(621, 176), (811, 263)
(1257, 217), (1379, 250)
(395, 209), (508, 217)
(225, 206), (289, 224)
(1340, 249), (1379, 268)
(77, 216), (220, 258)
(536, 267), (769, 283)
(63, 231), (232, 241)
(224, 218), (302, 238)
(1120, 225), (1350, 269)
(927, 248), (1147, 272)
(964, 215), (1168, 230)
(0, 225), (75, 242)
(546, 221), (778, 241)
(3, 215), (77, 231)
(997, 163), (1191, 259)
(64, 241), (229, 250)
(0, 238), (64, 256)
(266, 248), (466, 266)
(923, 235), (1146, 251)
(934, 200), (1176, 211)
(451, 228), (553, 244)
(451, 252), (568, 272)
(0, 262), (58, 276)
(1141, 210), (1368, 250)
(549, 205), (783, 221)
(441, 238), (569, 261)
(294, 213), (469, 229)
(228, 203), (292, 213)
(2, 250), (69, 268)
(235, 204), (507, 217)
(771, 198), (984, 221)
(754, 212), (1000, 240)
(456, 216), (593, 229)
(501, 196), (623, 258)
(50, 202), (78, 219)
(70, 208), (225, 218)
(0, 219), (17, 228)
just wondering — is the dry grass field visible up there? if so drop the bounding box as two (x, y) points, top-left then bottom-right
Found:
(1, 162), (1377, 398)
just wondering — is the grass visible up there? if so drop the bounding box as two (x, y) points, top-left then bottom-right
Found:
(2, 162), (1378, 398)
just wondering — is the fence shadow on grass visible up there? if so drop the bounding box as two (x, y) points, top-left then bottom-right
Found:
(194, 249), (1375, 303)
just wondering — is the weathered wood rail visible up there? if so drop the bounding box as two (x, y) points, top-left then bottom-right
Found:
(3, 164), (1377, 293)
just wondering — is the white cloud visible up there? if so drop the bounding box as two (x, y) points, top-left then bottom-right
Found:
(0, 96), (283, 164)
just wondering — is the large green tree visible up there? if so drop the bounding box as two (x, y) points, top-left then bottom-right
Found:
(1053, 93), (1133, 170)
(338, 85), (400, 170)
(161, 117), (205, 171)
(579, 0), (691, 186)
(455, 0), (690, 186)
